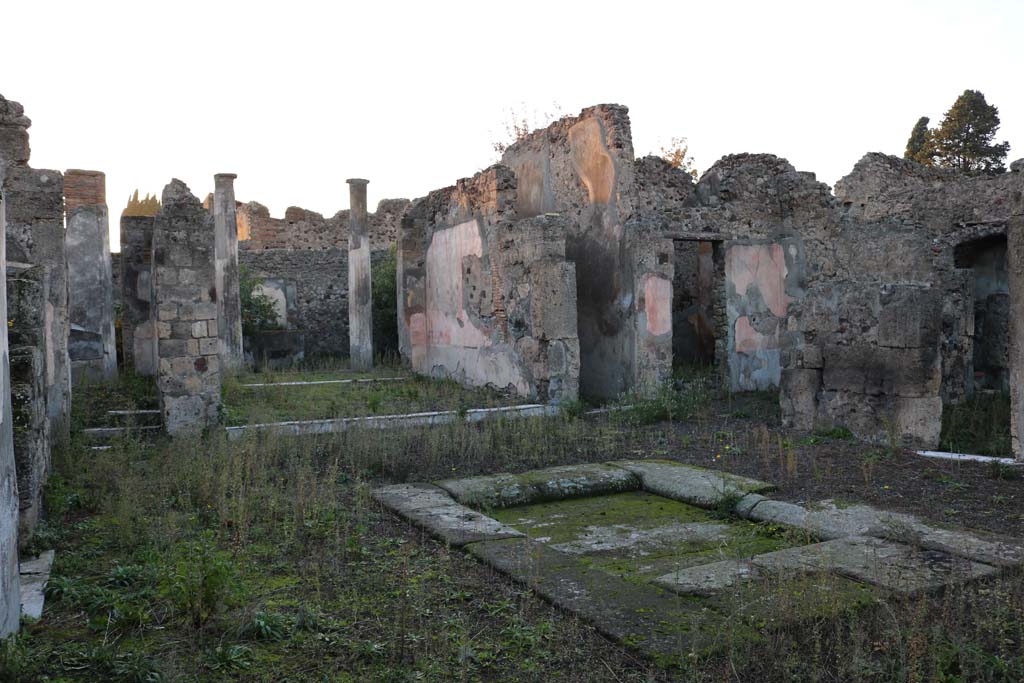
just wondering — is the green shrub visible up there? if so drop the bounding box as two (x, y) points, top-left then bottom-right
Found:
(159, 532), (240, 629)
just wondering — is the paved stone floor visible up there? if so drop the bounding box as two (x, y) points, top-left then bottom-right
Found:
(374, 461), (1024, 664)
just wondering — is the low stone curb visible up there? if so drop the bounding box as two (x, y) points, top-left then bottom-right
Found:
(374, 460), (1024, 664)
(225, 403), (560, 440)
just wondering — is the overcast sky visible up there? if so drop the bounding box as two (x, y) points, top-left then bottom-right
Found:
(4, 0), (1022, 250)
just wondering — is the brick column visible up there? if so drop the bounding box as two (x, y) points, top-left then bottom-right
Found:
(153, 179), (222, 435)
(213, 173), (243, 367)
(347, 178), (373, 369)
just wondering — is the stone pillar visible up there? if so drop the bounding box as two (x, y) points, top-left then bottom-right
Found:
(347, 178), (373, 369)
(153, 179), (222, 436)
(120, 216), (157, 375)
(0, 166), (21, 637)
(213, 173), (243, 367)
(1008, 165), (1024, 460)
(65, 170), (117, 383)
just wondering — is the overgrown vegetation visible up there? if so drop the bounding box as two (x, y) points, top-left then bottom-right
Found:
(371, 246), (399, 360)
(239, 265), (282, 336)
(7, 372), (1024, 681)
(221, 368), (528, 425)
(939, 392), (1012, 457)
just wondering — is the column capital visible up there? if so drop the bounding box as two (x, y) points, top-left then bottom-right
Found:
(346, 178), (369, 186)
(214, 173), (237, 183)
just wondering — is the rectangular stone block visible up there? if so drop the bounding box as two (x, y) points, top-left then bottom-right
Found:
(191, 321), (207, 338)
(157, 303), (177, 321)
(158, 339), (188, 357)
(199, 337), (218, 355)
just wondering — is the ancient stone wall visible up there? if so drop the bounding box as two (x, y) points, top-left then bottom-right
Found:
(498, 105), (671, 399)
(120, 216), (156, 375)
(239, 198), (409, 252)
(3, 163), (70, 443)
(66, 170), (117, 383)
(1, 95), (68, 616)
(0, 155), (20, 636)
(399, 166), (580, 401)
(7, 263), (50, 540)
(152, 180), (221, 435)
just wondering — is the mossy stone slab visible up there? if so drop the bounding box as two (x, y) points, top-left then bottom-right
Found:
(437, 463), (640, 509)
(608, 460), (774, 509)
(372, 483), (524, 546)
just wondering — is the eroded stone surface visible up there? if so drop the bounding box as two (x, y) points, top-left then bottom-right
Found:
(372, 483), (523, 547)
(609, 460), (773, 508)
(437, 463), (640, 509)
(750, 536), (998, 595)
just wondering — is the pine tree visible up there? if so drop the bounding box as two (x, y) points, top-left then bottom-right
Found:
(904, 116), (932, 164)
(929, 90), (1010, 174)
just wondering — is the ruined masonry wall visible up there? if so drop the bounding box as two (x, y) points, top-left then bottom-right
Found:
(152, 180), (221, 435)
(499, 105), (671, 399)
(0, 165), (20, 636)
(239, 198), (409, 252)
(238, 249), (392, 358)
(399, 166), (580, 401)
(7, 264), (50, 540)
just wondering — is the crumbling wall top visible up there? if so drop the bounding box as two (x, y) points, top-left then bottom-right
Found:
(835, 152), (1018, 227)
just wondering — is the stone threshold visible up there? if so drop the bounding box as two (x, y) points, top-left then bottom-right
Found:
(225, 403), (561, 440)
(20, 550), (54, 620)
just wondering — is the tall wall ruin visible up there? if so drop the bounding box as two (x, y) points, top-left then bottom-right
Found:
(152, 180), (222, 435)
(0, 93), (70, 568)
(0, 95), (27, 636)
(498, 105), (673, 400)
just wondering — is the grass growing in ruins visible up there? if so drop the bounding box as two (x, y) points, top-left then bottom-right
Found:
(7, 373), (1024, 682)
(221, 368), (533, 425)
(940, 392), (1012, 457)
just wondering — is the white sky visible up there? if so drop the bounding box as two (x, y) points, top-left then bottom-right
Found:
(4, 0), (1022, 251)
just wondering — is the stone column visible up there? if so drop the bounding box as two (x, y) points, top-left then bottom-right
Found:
(153, 179), (222, 436)
(65, 170), (117, 383)
(1008, 163), (1024, 460)
(213, 173), (243, 367)
(120, 216), (157, 375)
(347, 178), (373, 369)
(0, 167), (21, 637)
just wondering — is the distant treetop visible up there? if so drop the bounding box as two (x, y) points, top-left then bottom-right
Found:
(903, 90), (1011, 174)
(123, 189), (161, 217)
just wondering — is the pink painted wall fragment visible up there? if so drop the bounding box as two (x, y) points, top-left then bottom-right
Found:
(734, 315), (776, 354)
(728, 243), (790, 317)
(424, 220), (489, 348)
(643, 275), (672, 336)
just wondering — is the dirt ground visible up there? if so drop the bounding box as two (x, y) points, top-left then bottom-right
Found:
(627, 393), (1024, 539)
